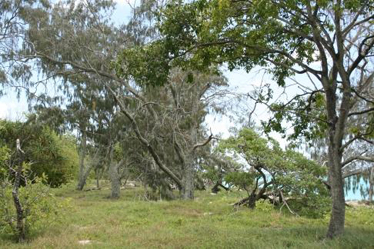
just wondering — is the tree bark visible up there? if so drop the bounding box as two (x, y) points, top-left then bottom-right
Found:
(76, 165), (93, 191)
(326, 148), (345, 238)
(95, 168), (102, 190)
(109, 162), (121, 199)
(211, 181), (229, 193)
(13, 140), (25, 243)
(247, 192), (257, 209)
(77, 129), (88, 190)
(182, 159), (195, 200)
(369, 167), (374, 202)
(325, 79), (349, 238)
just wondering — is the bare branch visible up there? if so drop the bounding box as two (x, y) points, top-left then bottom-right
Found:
(192, 133), (213, 152)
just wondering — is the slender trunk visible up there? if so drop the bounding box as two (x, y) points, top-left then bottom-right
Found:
(109, 162), (121, 199)
(95, 168), (102, 190)
(96, 173), (100, 190)
(77, 165), (93, 191)
(369, 167), (374, 202)
(77, 129), (87, 190)
(13, 140), (25, 243)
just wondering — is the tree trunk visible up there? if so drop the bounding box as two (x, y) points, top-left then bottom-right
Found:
(77, 129), (87, 190)
(95, 167), (103, 190)
(324, 74), (349, 238)
(13, 140), (25, 243)
(96, 173), (100, 190)
(182, 160), (195, 200)
(211, 181), (229, 193)
(369, 167), (374, 203)
(109, 162), (121, 199)
(326, 138), (345, 238)
(76, 165), (93, 191)
(247, 192), (257, 209)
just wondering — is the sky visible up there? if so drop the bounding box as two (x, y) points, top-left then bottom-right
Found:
(0, 0), (368, 200)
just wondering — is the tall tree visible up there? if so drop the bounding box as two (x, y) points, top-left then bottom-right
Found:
(15, 0), (227, 199)
(137, 0), (374, 237)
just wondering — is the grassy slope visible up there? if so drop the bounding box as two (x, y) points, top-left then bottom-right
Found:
(1, 182), (374, 249)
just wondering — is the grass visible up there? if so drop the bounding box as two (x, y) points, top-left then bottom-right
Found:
(1, 181), (374, 249)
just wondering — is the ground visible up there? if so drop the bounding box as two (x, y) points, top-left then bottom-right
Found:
(1, 181), (374, 249)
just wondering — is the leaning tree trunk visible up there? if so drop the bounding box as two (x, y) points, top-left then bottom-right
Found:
(76, 165), (93, 191)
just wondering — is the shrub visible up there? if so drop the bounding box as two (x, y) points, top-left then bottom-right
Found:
(0, 175), (67, 241)
(0, 146), (68, 242)
(0, 120), (79, 187)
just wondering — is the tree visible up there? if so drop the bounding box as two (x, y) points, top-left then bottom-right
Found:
(17, 0), (132, 194)
(0, 0), (52, 98)
(148, 0), (374, 237)
(217, 128), (329, 216)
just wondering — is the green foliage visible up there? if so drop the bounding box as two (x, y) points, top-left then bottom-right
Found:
(224, 171), (257, 192)
(0, 146), (10, 178)
(255, 199), (274, 213)
(116, 41), (171, 87)
(0, 119), (78, 187)
(146, 0), (373, 149)
(0, 176), (67, 241)
(218, 128), (330, 217)
(0, 149), (67, 241)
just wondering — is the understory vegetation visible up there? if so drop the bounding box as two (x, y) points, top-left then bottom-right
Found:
(1, 181), (373, 249)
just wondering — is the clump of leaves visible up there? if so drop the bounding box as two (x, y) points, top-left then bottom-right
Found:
(217, 128), (330, 217)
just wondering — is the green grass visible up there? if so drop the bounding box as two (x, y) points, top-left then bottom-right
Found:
(1, 181), (374, 249)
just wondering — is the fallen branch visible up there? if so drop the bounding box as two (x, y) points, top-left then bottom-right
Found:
(279, 191), (298, 216)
